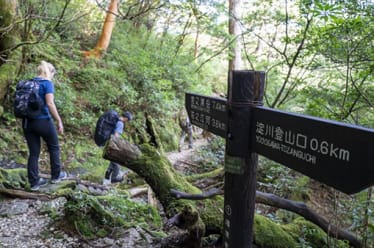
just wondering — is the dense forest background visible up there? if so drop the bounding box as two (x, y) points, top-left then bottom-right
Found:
(0, 0), (373, 247)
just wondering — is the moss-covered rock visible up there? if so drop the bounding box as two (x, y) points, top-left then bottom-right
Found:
(253, 214), (298, 248)
(283, 217), (349, 248)
(62, 192), (164, 240)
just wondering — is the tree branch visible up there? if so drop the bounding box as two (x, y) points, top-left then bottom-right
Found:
(0, 188), (51, 201)
(170, 188), (222, 200)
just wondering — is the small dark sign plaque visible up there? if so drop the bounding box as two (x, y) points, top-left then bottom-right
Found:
(252, 106), (374, 194)
(185, 93), (227, 138)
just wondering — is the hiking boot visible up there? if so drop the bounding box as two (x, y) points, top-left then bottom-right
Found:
(111, 176), (124, 183)
(51, 171), (67, 184)
(103, 178), (111, 186)
(31, 178), (48, 191)
(103, 170), (112, 185)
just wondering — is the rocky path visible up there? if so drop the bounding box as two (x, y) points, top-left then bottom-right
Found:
(0, 197), (79, 248)
(0, 189), (163, 248)
(166, 138), (207, 166)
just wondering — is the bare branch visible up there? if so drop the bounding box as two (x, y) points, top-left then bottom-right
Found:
(170, 188), (222, 200)
(0, 188), (51, 201)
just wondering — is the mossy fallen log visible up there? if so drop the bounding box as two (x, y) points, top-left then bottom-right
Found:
(103, 136), (222, 247)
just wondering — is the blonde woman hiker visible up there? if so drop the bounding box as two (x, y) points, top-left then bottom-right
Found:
(19, 61), (67, 190)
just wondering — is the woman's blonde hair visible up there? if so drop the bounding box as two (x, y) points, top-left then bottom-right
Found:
(37, 61), (55, 80)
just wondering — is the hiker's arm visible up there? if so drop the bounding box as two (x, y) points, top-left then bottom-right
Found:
(113, 121), (124, 138)
(45, 93), (64, 134)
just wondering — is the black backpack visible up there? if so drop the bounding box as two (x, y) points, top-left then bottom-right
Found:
(94, 110), (119, 146)
(14, 79), (44, 119)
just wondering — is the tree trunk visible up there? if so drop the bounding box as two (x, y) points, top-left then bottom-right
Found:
(0, 0), (20, 107)
(0, 0), (17, 64)
(228, 0), (242, 70)
(83, 0), (118, 59)
(194, 26), (199, 62)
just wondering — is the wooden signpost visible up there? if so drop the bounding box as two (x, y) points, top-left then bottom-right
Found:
(185, 70), (374, 248)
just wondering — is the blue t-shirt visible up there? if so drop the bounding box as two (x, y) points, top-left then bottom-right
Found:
(113, 121), (124, 135)
(33, 77), (54, 119)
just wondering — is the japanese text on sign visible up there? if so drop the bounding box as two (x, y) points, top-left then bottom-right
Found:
(190, 95), (226, 114)
(186, 93), (227, 137)
(189, 110), (226, 131)
(255, 121), (351, 165)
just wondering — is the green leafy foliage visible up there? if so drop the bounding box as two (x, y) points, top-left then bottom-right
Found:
(109, 23), (199, 116)
(0, 0), (373, 246)
(194, 136), (225, 172)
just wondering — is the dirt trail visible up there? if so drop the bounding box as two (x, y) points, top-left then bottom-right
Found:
(166, 138), (208, 166)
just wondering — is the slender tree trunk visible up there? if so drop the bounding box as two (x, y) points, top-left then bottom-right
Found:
(0, 0), (17, 63)
(194, 25), (199, 62)
(0, 0), (20, 105)
(228, 0), (242, 70)
(83, 0), (118, 59)
(363, 187), (372, 248)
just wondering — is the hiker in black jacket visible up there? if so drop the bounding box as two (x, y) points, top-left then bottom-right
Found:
(103, 111), (132, 185)
(178, 110), (193, 152)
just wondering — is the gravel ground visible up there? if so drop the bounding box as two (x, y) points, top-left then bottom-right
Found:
(0, 198), (80, 248)
(0, 197), (161, 248)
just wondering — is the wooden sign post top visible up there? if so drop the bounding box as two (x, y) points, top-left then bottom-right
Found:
(185, 93), (374, 195)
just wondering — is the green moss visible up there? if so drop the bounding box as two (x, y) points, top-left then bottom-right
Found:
(50, 183), (76, 196)
(283, 217), (350, 248)
(288, 176), (311, 202)
(62, 192), (164, 240)
(156, 119), (179, 152)
(0, 50), (16, 69)
(0, 0), (19, 57)
(128, 143), (225, 234)
(135, 144), (202, 200)
(0, 124), (29, 163)
(0, 168), (28, 189)
(253, 215), (298, 248)
(96, 228), (108, 238)
(197, 195), (224, 232)
(0, 52), (20, 101)
(75, 217), (102, 239)
(185, 167), (223, 182)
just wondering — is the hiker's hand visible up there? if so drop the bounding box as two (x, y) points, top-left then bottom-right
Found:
(57, 121), (64, 135)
